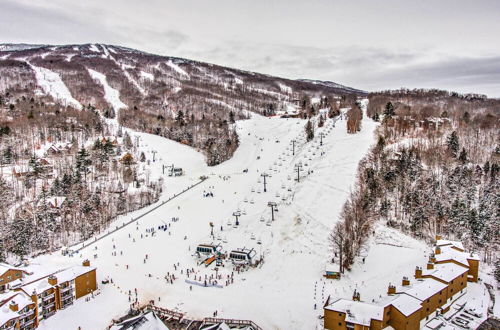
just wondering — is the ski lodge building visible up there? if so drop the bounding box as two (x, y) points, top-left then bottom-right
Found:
(0, 260), (96, 330)
(324, 237), (480, 330)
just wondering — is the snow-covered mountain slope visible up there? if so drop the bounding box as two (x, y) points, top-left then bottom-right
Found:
(298, 79), (366, 95)
(25, 102), (433, 330)
(0, 43), (362, 116)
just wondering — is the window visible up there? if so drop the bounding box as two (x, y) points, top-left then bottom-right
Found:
(427, 299), (430, 303)
(338, 323), (342, 326)
(451, 289), (454, 293)
(439, 299), (442, 303)
(439, 291), (442, 295)
(339, 313), (342, 316)
(426, 308), (429, 312)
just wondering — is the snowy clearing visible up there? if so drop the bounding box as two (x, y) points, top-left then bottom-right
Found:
(25, 102), (468, 329)
(166, 60), (190, 78)
(87, 68), (127, 111)
(29, 63), (82, 109)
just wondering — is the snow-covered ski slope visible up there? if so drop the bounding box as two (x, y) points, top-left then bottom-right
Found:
(33, 101), (429, 329)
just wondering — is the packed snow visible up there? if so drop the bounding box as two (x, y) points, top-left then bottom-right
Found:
(29, 63), (82, 109)
(166, 60), (190, 78)
(140, 71), (154, 81)
(23, 100), (494, 329)
(87, 68), (127, 111)
(89, 44), (101, 53)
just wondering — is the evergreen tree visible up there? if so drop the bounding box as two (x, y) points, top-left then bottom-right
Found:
(305, 120), (314, 141)
(75, 147), (91, 173)
(459, 148), (467, 163)
(446, 131), (460, 158)
(383, 102), (395, 118)
(28, 154), (42, 177)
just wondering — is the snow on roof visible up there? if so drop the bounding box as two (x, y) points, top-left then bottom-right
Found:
(16, 265), (94, 295)
(0, 291), (33, 326)
(435, 245), (479, 265)
(17, 275), (54, 295)
(325, 299), (384, 326)
(55, 265), (96, 284)
(422, 263), (468, 283)
(0, 263), (24, 276)
(389, 294), (422, 316)
(110, 311), (170, 330)
(436, 240), (464, 251)
(400, 278), (448, 302)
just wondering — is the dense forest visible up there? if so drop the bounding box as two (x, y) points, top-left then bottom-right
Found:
(0, 91), (162, 260)
(332, 89), (499, 272)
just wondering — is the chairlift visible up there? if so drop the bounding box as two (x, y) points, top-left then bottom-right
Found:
(251, 234), (256, 240)
(244, 198), (248, 203)
(250, 199), (255, 204)
(266, 220), (272, 226)
(260, 216), (265, 222)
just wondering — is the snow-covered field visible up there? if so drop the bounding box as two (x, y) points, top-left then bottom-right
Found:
(28, 102), (486, 330)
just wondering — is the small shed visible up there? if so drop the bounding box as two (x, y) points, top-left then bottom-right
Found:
(324, 264), (341, 279)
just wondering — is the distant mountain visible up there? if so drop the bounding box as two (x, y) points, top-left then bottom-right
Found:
(297, 79), (366, 95)
(0, 43), (364, 164)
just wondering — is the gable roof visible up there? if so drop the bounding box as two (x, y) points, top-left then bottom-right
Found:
(0, 263), (26, 277)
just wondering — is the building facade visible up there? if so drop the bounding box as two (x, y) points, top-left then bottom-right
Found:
(324, 237), (479, 330)
(0, 260), (97, 329)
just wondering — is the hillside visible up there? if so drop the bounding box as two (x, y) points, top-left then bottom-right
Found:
(0, 43), (362, 165)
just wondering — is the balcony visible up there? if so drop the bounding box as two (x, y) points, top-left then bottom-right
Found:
(43, 301), (55, 309)
(43, 309), (56, 319)
(19, 318), (35, 329)
(20, 309), (35, 318)
(42, 293), (55, 301)
(61, 299), (74, 309)
(60, 285), (74, 293)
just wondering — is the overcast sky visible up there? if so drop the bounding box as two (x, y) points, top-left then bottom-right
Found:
(1, 0), (500, 97)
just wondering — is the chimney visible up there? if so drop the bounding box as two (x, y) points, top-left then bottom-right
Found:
(387, 284), (396, 295)
(435, 234), (442, 241)
(82, 259), (90, 267)
(435, 246), (441, 255)
(48, 275), (58, 286)
(415, 266), (422, 279)
(9, 300), (18, 312)
(429, 253), (436, 263)
(402, 276), (410, 286)
(427, 262), (434, 270)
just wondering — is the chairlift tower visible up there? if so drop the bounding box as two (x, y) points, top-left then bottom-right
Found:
(232, 211), (241, 226)
(267, 201), (277, 221)
(260, 172), (269, 192)
(295, 163), (303, 182)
